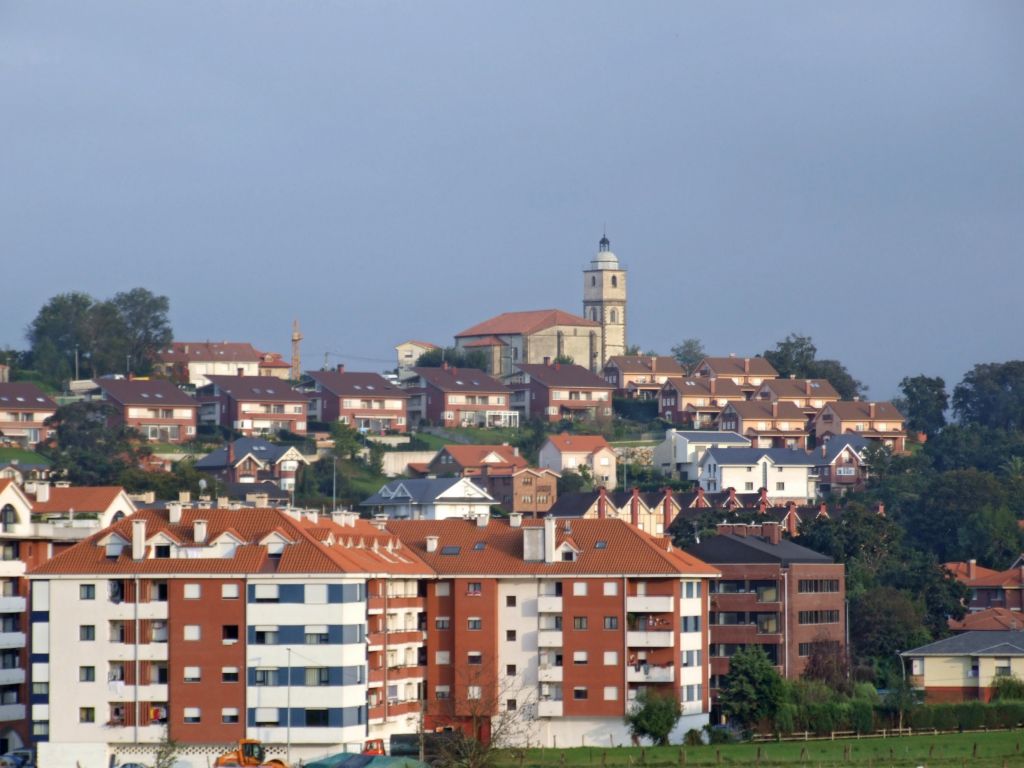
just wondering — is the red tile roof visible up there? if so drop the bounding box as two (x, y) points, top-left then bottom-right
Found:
(949, 608), (1024, 632)
(456, 309), (598, 338)
(759, 378), (840, 401)
(544, 433), (612, 455)
(439, 445), (528, 471)
(724, 400), (807, 421)
(462, 336), (507, 348)
(605, 356), (685, 375)
(822, 401), (904, 422)
(97, 378), (197, 408)
(399, 340), (439, 350)
(31, 486), (128, 515)
(662, 376), (743, 399)
(387, 517), (720, 577)
(204, 376), (307, 402)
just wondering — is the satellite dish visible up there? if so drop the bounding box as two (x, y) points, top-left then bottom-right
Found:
(198, 479), (208, 491)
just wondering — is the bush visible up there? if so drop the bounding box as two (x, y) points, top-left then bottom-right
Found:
(908, 706), (933, 730)
(931, 704), (958, 731)
(853, 683), (881, 703)
(849, 699), (875, 733)
(773, 703), (797, 735)
(806, 701), (843, 735)
(991, 675), (1024, 701)
(955, 701), (986, 730)
(991, 701), (1024, 728)
(683, 729), (703, 747)
(705, 725), (737, 744)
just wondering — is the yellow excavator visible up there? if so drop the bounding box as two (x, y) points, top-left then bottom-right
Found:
(214, 739), (289, 768)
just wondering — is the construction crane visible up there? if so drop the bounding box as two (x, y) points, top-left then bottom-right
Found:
(290, 319), (303, 380)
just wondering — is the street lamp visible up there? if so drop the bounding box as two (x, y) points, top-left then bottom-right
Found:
(896, 650), (908, 732)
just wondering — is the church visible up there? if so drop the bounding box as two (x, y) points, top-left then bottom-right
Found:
(454, 235), (627, 377)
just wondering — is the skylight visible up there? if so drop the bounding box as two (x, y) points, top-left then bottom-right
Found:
(472, 542), (485, 551)
(595, 540), (607, 549)
(440, 545), (461, 556)
(455, 380), (464, 385)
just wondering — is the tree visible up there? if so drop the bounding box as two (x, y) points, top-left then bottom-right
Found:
(367, 440), (386, 476)
(849, 587), (929, 663)
(152, 726), (180, 768)
(26, 291), (95, 384)
(331, 421), (362, 461)
(671, 338), (705, 373)
(718, 646), (783, 730)
(801, 639), (851, 695)
(41, 401), (148, 486)
(556, 465), (592, 495)
(623, 690), (681, 746)
(416, 346), (490, 372)
(111, 287), (173, 375)
(897, 375), (948, 436)
(953, 361), (1024, 431)
(762, 334), (865, 399)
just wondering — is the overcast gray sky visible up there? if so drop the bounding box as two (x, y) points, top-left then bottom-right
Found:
(2, 1), (1022, 398)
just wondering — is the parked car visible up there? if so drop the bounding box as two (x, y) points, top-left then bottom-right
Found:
(0, 750), (35, 768)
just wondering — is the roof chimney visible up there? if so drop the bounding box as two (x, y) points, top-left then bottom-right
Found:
(771, 402), (779, 419)
(662, 488), (674, 533)
(817, 503), (829, 519)
(876, 502), (886, 517)
(227, 441), (235, 467)
(168, 502), (183, 524)
(543, 515), (556, 564)
(425, 535), (439, 553)
(695, 487), (707, 507)
(967, 559), (977, 579)
(764, 521), (782, 545)
(337, 364), (345, 373)
(193, 520), (208, 544)
(35, 482), (50, 503)
(717, 523), (734, 536)
(476, 512), (488, 527)
(132, 518), (146, 561)
(869, 402), (876, 419)
(630, 487), (640, 528)
(650, 356), (656, 372)
(178, 490), (191, 504)
(543, 357), (551, 366)
(734, 524), (748, 537)
(217, 496), (229, 509)
(805, 380), (812, 395)
(744, 357), (750, 374)
(509, 512), (522, 528)
(597, 486), (608, 519)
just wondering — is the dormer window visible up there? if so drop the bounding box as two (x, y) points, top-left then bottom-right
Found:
(154, 545), (171, 559)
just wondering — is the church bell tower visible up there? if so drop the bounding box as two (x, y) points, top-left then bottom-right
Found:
(582, 233), (627, 369)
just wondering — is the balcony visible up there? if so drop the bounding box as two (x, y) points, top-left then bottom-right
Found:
(0, 562), (25, 578)
(537, 596), (563, 613)
(538, 665), (563, 683)
(626, 665), (675, 683)
(537, 631), (563, 647)
(0, 704), (25, 722)
(108, 601), (169, 620)
(107, 683), (168, 703)
(0, 632), (25, 650)
(0, 597), (25, 614)
(626, 630), (673, 648)
(626, 596), (674, 613)
(0, 668), (25, 686)
(537, 700), (563, 718)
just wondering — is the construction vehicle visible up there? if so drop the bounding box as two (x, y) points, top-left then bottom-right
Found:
(362, 739), (386, 755)
(213, 739), (288, 768)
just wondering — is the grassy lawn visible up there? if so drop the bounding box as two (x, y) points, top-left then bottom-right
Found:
(408, 432), (449, 451)
(445, 426), (524, 445)
(494, 730), (1024, 768)
(0, 447), (50, 465)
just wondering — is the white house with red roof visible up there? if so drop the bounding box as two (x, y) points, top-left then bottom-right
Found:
(538, 433), (618, 490)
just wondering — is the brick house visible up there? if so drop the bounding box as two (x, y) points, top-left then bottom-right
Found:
(686, 522), (846, 703)
(0, 383), (57, 448)
(812, 401), (907, 453)
(947, 557), (1024, 613)
(813, 434), (871, 496)
(510, 362), (614, 422)
(717, 400), (811, 449)
(95, 379), (198, 444)
(659, 378), (743, 427)
(406, 366), (516, 429)
(306, 368), (409, 433)
(199, 376), (307, 436)
(538, 433), (618, 490)
(693, 356), (778, 397)
(602, 356), (684, 399)
(753, 378), (840, 417)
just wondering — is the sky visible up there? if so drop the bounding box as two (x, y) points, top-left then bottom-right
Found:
(2, 1), (1022, 399)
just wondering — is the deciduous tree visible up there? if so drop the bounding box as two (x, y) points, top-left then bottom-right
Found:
(718, 646), (783, 730)
(670, 338), (705, 373)
(897, 375), (948, 436)
(953, 361), (1024, 431)
(623, 690), (682, 746)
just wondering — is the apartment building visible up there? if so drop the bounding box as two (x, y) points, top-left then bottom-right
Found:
(812, 401), (907, 453)
(602, 356), (684, 399)
(510, 362), (614, 423)
(407, 366), (517, 429)
(692, 356), (778, 396)
(155, 342), (265, 387)
(658, 378), (742, 428)
(199, 376), (307, 436)
(387, 516), (719, 747)
(28, 506), (432, 768)
(305, 368), (409, 433)
(652, 430), (751, 481)
(0, 384), (57, 449)
(698, 447), (817, 504)
(96, 379), (198, 444)
(538, 434), (618, 490)
(717, 401), (810, 450)
(685, 522), (846, 708)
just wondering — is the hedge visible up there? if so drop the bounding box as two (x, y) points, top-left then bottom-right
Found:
(773, 700), (1023, 735)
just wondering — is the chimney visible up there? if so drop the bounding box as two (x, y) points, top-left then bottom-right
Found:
(336, 364), (345, 373)
(764, 521), (782, 545)
(630, 487), (640, 528)
(425, 536), (439, 553)
(818, 502), (829, 519)
(662, 488), (674, 533)
(821, 443), (827, 458)
(543, 515), (556, 564)
(523, 526), (543, 561)
(168, 502), (183, 524)
(475, 512), (488, 527)
(132, 518), (146, 561)
(869, 402), (876, 419)
(967, 559), (977, 579)
(772, 402), (779, 419)
(543, 357), (551, 366)
(727, 487), (738, 507)
(178, 490), (191, 504)
(35, 482), (50, 503)
(509, 512), (523, 528)
(785, 502), (799, 537)
(717, 523), (734, 536)
(734, 524), (748, 537)
(650, 356), (656, 372)
(227, 441), (235, 467)
(876, 502), (886, 517)
(193, 520), (208, 544)
(805, 380), (812, 396)
(442, 361), (449, 371)
(695, 487), (706, 507)
(744, 357), (750, 373)
(597, 486), (608, 519)
(217, 496), (230, 508)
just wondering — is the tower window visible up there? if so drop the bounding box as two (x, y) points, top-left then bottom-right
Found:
(610, 310), (617, 324)
(591, 276), (596, 287)
(611, 275), (618, 288)
(591, 308), (598, 321)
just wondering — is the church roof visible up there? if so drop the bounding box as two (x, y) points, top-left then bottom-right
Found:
(456, 309), (599, 339)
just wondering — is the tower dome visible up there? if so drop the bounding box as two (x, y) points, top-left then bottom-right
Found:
(591, 234), (619, 270)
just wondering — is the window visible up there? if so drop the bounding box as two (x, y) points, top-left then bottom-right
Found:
(253, 584), (279, 602)
(154, 545), (171, 558)
(183, 666), (201, 683)
(506, 698), (518, 711)
(573, 616), (588, 630)
(80, 625), (95, 641)
(305, 709), (329, 727)
(604, 686), (618, 701)
(467, 582), (482, 595)
(603, 581), (618, 596)
(573, 582), (587, 597)
(604, 651), (618, 665)
(775, 482), (785, 491)
(79, 584), (95, 600)
(798, 610), (840, 625)
(183, 583), (201, 599)
(79, 666), (95, 682)
(435, 617), (450, 630)
(467, 617), (482, 631)
(467, 652), (482, 665)
(467, 686), (482, 700)
(603, 616), (619, 630)
(183, 707), (201, 723)
(32, 683), (48, 696)
(506, 664), (517, 676)
(436, 582), (451, 597)
(183, 624), (201, 641)
(745, 482), (754, 491)
(506, 630), (517, 641)
(798, 579), (840, 593)
(682, 649), (702, 667)
(222, 625), (239, 644)
(305, 626), (329, 644)
(80, 707), (95, 723)
(681, 616), (701, 632)
(254, 707), (278, 724)
(435, 685), (450, 699)
(573, 651), (588, 665)
(254, 668), (279, 686)
(305, 667), (329, 686)
(440, 545), (461, 556)
(222, 707), (240, 724)
(573, 687), (588, 700)
(254, 627), (278, 644)
(221, 583), (240, 599)
(222, 667), (239, 683)
(506, 595), (517, 607)
(436, 651), (450, 665)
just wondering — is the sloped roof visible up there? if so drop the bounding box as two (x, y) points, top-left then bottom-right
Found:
(703, 447), (815, 467)
(159, 342), (264, 364)
(204, 376), (306, 402)
(949, 608), (1024, 632)
(361, 477), (496, 507)
(397, 340), (439, 350)
(0, 382), (57, 410)
(945, 560), (1001, 582)
(388, 517), (719, 577)
(97, 378), (197, 408)
(517, 363), (612, 389)
(964, 567), (1024, 589)
(307, 370), (408, 398)
(723, 400), (807, 421)
(902, 630), (1024, 657)
(544, 433), (612, 455)
(605, 356), (684, 375)
(413, 367), (510, 393)
(697, 357), (778, 378)
(819, 434), (872, 464)
(439, 445), (528, 471)
(194, 438), (306, 470)
(686, 533), (833, 565)
(662, 377), (744, 399)
(462, 336), (507, 348)
(823, 401), (905, 422)
(760, 378), (840, 401)
(664, 430), (750, 445)
(31, 486), (129, 515)
(456, 309), (599, 338)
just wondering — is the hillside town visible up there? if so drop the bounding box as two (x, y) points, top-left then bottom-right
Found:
(0, 234), (1022, 768)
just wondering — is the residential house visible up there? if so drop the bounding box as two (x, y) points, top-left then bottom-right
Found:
(193, 438), (310, 492)
(95, 379), (198, 444)
(902, 631), (1024, 703)
(510, 362), (614, 422)
(406, 366), (516, 429)
(547, 487), (677, 536)
(652, 430), (751, 481)
(602, 356), (684, 399)
(813, 434), (871, 496)
(658, 378), (743, 427)
(717, 401), (810, 449)
(686, 522), (846, 705)
(812, 401), (907, 453)
(698, 447), (816, 503)
(154, 342), (266, 387)
(388, 515), (719, 746)
(948, 608), (1024, 633)
(0, 365), (8, 384)
(361, 477), (497, 520)
(538, 434), (618, 490)
(27, 506), (432, 766)
(256, 353), (292, 380)
(947, 557), (1024, 613)
(692, 356), (778, 397)
(395, 340), (438, 381)
(199, 376), (307, 436)
(454, 310), (602, 377)
(752, 378), (840, 416)
(0, 383), (57, 448)
(306, 368), (409, 433)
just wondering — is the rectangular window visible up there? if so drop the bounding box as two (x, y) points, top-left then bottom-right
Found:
(222, 707), (240, 724)
(183, 707), (201, 723)
(79, 666), (95, 682)
(253, 584), (279, 602)
(79, 584), (95, 600)
(798, 610), (840, 625)
(221, 583), (240, 599)
(435, 685), (450, 700)
(183, 666), (201, 683)
(573, 687), (588, 700)
(305, 584), (328, 604)
(183, 583), (201, 599)
(604, 686), (618, 701)
(183, 625), (201, 641)
(506, 595), (517, 607)
(506, 698), (518, 711)
(467, 617), (482, 631)
(604, 581), (618, 596)
(603, 616), (619, 630)
(254, 627), (278, 644)
(798, 579), (840, 593)
(573, 616), (588, 630)
(305, 626), (329, 645)
(435, 617), (450, 630)
(467, 652), (482, 665)
(305, 708), (329, 727)
(80, 707), (95, 723)
(254, 707), (278, 724)
(305, 667), (330, 686)
(467, 582), (482, 595)
(681, 616), (701, 632)
(506, 630), (517, 641)
(775, 482), (785, 491)
(573, 582), (587, 597)
(80, 625), (95, 641)
(436, 582), (451, 597)
(604, 651), (618, 665)
(573, 651), (588, 665)
(506, 664), (517, 676)
(254, 668), (279, 686)
(222, 667), (239, 682)
(467, 686), (482, 700)
(436, 651), (450, 665)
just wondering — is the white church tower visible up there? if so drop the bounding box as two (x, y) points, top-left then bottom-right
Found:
(582, 233), (627, 367)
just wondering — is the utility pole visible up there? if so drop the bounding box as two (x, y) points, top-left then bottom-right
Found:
(291, 319), (303, 380)
(74, 344), (80, 380)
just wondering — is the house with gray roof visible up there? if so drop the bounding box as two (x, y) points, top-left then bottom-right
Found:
(361, 477), (496, 520)
(814, 434), (871, 496)
(195, 437), (309, 492)
(699, 447), (817, 503)
(901, 630), (1024, 703)
(652, 429), (751, 481)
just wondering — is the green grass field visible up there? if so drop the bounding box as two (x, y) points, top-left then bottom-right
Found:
(494, 730), (1024, 768)
(0, 446), (50, 464)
